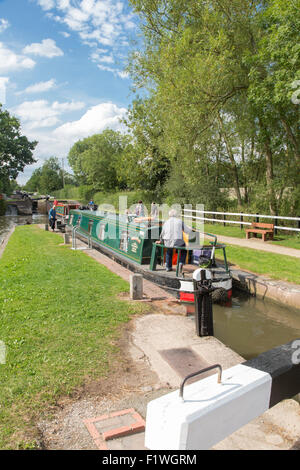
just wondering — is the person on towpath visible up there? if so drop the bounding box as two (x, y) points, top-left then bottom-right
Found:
(49, 205), (56, 231)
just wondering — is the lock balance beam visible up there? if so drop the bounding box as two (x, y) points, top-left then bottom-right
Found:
(145, 340), (300, 450)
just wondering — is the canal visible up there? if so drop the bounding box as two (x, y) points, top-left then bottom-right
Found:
(1, 215), (300, 361)
(214, 290), (300, 360)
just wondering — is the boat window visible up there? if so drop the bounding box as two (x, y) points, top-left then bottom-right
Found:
(120, 230), (129, 252)
(69, 215), (73, 225)
(77, 215), (81, 226)
(88, 219), (93, 234)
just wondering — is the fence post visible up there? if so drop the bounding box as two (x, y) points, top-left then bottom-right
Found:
(274, 212), (278, 236)
(240, 213), (243, 230)
(223, 213), (226, 227)
(298, 216), (300, 231)
(256, 213), (259, 223)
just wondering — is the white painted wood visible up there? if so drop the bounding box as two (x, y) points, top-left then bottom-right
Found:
(182, 208), (300, 222)
(145, 364), (272, 450)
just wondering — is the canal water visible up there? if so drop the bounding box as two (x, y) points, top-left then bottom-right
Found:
(1, 214), (299, 361)
(214, 290), (300, 360)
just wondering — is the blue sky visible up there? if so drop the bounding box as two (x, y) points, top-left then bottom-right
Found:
(0, 0), (140, 184)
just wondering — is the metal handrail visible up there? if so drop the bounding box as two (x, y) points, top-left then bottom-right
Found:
(72, 226), (92, 250)
(179, 364), (222, 401)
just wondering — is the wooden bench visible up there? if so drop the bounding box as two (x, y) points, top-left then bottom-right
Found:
(245, 222), (274, 242)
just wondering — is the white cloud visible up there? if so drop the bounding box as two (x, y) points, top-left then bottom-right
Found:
(36, 0), (56, 10)
(16, 101), (128, 184)
(23, 39), (64, 58)
(54, 102), (126, 139)
(97, 63), (129, 79)
(60, 31), (71, 38)
(35, 0), (136, 77)
(0, 43), (35, 73)
(16, 79), (57, 95)
(0, 77), (9, 104)
(12, 99), (85, 129)
(0, 19), (10, 33)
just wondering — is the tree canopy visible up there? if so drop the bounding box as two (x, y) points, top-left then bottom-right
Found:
(0, 104), (37, 192)
(67, 129), (130, 192)
(125, 0), (300, 213)
(24, 157), (74, 194)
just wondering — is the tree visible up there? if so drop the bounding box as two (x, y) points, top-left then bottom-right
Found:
(24, 157), (64, 194)
(119, 97), (170, 196)
(127, 0), (300, 213)
(68, 129), (130, 192)
(0, 104), (37, 187)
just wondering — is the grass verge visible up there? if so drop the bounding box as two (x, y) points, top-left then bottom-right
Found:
(226, 244), (300, 284)
(0, 225), (146, 449)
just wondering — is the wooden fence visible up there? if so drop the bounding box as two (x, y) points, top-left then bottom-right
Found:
(182, 209), (300, 233)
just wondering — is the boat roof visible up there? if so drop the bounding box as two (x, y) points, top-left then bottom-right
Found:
(72, 209), (162, 229)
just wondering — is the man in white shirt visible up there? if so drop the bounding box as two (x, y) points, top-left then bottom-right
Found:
(156, 209), (192, 272)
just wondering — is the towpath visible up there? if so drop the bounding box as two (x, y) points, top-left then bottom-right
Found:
(213, 234), (300, 259)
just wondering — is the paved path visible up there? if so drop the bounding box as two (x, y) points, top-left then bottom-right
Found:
(87, 247), (178, 301)
(215, 234), (300, 259)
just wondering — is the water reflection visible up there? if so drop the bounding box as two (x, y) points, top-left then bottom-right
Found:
(214, 291), (300, 359)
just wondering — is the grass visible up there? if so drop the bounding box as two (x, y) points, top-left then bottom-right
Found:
(203, 223), (300, 250)
(0, 225), (146, 449)
(225, 244), (300, 284)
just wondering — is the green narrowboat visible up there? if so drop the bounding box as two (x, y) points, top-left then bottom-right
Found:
(68, 209), (232, 303)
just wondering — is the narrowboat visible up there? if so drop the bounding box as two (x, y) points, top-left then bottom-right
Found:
(55, 202), (81, 230)
(68, 209), (232, 304)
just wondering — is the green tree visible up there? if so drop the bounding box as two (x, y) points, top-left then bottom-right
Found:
(0, 104), (37, 190)
(119, 97), (170, 196)
(68, 129), (130, 192)
(128, 0), (300, 214)
(24, 158), (64, 194)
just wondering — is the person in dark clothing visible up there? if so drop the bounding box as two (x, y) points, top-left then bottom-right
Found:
(49, 205), (56, 231)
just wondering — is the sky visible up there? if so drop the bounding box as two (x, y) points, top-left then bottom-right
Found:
(0, 0), (141, 185)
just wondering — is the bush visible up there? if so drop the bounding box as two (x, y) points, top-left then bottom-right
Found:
(78, 185), (94, 203)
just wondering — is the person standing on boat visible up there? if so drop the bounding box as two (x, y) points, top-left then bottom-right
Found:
(48, 205), (56, 231)
(156, 209), (191, 272)
(135, 200), (145, 217)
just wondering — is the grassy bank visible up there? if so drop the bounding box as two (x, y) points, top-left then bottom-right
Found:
(0, 225), (146, 449)
(226, 245), (300, 284)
